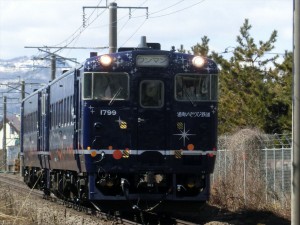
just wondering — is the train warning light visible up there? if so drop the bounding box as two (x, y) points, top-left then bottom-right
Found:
(187, 144), (195, 151)
(207, 153), (214, 158)
(91, 151), (97, 157)
(113, 149), (123, 160)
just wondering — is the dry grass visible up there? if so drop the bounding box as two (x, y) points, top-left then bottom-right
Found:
(0, 182), (109, 225)
(210, 129), (291, 220)
(0, 184), (35, 225)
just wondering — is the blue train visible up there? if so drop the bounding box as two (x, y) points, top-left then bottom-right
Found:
(21, 37), (218, 212)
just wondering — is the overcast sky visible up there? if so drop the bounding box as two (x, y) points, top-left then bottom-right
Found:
(0, 0), (293, 64)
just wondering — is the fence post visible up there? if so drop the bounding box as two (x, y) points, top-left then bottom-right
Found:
(244, 150), (246, 205)
(281, 146), (284, 206)
(265, 148), (268, 203)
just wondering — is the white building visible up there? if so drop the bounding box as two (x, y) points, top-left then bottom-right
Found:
(0, 115), (20, 171)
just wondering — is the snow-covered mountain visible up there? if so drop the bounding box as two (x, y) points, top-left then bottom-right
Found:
(0, 56), (42, 73)
(0, 56), (72, 80)
(0, 56), (73, 119)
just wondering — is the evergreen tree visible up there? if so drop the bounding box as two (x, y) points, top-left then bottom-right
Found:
(214, 19), (279, 134)
(264, 51), (292, 134)
(177, 19), (292, 134)
(191, 36), (210, 56)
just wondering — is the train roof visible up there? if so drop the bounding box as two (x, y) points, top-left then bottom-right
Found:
(84, 48), (218, 74)
(22, 64), (84, 103)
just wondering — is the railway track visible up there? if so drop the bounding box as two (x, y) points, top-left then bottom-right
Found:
(0, 173), (198, 225)
(0, 172), (44, 198)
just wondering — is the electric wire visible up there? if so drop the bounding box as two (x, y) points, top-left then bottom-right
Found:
(120, 19), (148, 47)
(3, 0), (207, 88)
(148, 0), (184, 15)
(149, 0), (206, 19)
(53, 0), (106, 50)
(38, 0), (205, 57)
(120, 0), (206, 46)
(130, 0), (184, 19)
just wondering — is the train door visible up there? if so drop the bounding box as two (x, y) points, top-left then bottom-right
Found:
(39, 89), (49, 169)
(137, 78), (170, 150)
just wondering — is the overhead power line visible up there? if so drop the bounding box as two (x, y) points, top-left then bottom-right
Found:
(148, 0), (206, 19)
(24, 46), (108, 50)
(24, 47), (80, 64)
(54, 0), (106, 49)
(83, 2), (148, 53)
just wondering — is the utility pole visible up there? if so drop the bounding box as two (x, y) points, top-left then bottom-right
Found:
(109, 2), (117, 53)
(2, 96), (6, 172)
(51, 55), (56, 81)
(0, 81), (37, 174)
(83, 2), (148, 53)
(20, 81), (25, 176)
(21, 81), (25, 100)
(292, 0), (300, 224)
(24, 47), (81, 81)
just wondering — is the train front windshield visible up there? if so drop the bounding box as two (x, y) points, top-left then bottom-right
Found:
(175, 74), (218, 101)
(83, 72), (129, 100)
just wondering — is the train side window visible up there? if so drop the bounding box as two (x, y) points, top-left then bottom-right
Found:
(64, 98), (67, 126)
(175, 74), (210, 101)
(29, 113), (32, 132)
(56, 102), (59, 128)
(70, 96), (74, 125)
(32, 113), (34, 131)
(31, 113), (33, 132)
(59, 100), (63, 127)
(25, 115), (27, 133)
(56, 102), (58, 128)
(52, 103), (55, 128)
(140, 80), (164, 108)
(50, 104), (53, 129)
(34, 112), (37, 131)
(66, 97), (69, 125)
(27, 114), (30, 132)
(33, 112), (35, 131)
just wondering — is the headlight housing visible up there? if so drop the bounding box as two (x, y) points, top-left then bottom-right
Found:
(192, 56), (205, 68)
(99, 55), (112, 67)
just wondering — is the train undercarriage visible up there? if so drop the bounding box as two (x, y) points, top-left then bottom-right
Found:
(23, 166), (209, 212)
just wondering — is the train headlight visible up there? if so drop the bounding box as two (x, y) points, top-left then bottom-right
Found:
(99, 55), (112, 67)
(192, 56), (205, 68)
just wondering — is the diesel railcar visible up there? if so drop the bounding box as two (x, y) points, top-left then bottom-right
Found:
(21, 37), (218, 212)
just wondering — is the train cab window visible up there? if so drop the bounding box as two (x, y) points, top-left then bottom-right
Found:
(175, 74), (214, 101)
(83, 74), (92, 98)
(140, 80), (164, 108)
(83, 72), (129, 101)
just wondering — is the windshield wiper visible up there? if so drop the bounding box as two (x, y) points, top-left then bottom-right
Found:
(184, 90), (196, 106)
(108, 87), (123, 106)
